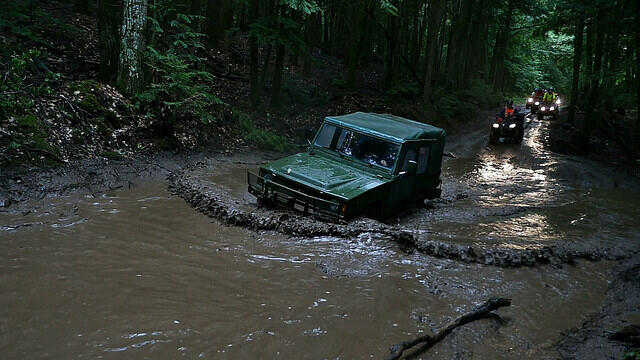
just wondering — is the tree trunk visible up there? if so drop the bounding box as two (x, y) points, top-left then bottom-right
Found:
(271, 44), (285, 107)
(568, 14), (584, 125)
(635, 10), (640, 143)
(260, 44), (272, 90)
(345, 0), (362, 90)
(249, 0), (260, 107)
(582, 7), (605, 153)
(207, 0), (232, 48)
(422, 0), (444, 102)
(117, 0), (148, 96)
(98, 0), (121, 84)
(584, 19), (594, 97)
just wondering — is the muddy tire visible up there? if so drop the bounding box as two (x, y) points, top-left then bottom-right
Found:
(489, 129), (499, 144)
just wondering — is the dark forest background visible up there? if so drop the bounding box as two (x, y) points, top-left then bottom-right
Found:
(1, 0), (638, 167)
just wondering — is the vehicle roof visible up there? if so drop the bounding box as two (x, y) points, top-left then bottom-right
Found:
(324, 112), (445, 143)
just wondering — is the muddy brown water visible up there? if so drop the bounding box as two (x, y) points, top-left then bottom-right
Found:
(1, 117), (638, 359)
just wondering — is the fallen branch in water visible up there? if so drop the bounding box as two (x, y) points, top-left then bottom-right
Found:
(385, 297), (511, 360)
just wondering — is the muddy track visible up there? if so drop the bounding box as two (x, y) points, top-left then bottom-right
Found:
(168, 163), (631, 268)
(555, 256), (640, 358)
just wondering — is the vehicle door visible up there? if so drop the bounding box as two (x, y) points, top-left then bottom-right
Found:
(412, 141), (431, 196)
(387, 142), (419, 211)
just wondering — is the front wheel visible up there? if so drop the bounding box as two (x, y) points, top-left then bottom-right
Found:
(490, 129), (499, 144)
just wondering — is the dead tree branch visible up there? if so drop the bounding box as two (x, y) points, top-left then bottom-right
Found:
(385, 297), (512, 360)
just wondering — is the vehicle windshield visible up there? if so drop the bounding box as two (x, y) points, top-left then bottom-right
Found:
(313, 123), (400, 170)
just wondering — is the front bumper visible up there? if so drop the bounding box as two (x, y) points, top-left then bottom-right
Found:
(492, 125), (520, 138)
(247, 171), (344, 219)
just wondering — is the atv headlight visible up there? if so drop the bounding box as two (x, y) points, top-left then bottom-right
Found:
(555, 99), (561, 105)
(492, 123), (500, 128)
(528, 98), (533, 103)
(509, 123), (516, 129)
(541, 106), (546, 111)
(535, 101), (540, 105)
(550, 106), (555, 111)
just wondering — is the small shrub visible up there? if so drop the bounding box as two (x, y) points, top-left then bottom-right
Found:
(387, 80), (421, 98)
(236, 112), (291, 152)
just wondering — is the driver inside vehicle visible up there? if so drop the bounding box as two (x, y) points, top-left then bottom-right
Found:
(341, 134), (395, 168)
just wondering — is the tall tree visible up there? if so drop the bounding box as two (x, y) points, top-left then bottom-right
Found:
(249, 0), (260, 107)
(117, 0), (148, 96)
(422, 0), (444, 102)
(98, 0), (121, 84)
(568, 12), (584, 125)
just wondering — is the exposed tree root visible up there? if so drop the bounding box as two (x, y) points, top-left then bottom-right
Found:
(385, 298), (512, 360)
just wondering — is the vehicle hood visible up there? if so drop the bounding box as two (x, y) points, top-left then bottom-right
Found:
(263, 152), (389, 200)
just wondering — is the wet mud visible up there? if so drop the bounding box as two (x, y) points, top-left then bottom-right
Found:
(168, 115), (640, 267)
(0, 181), (621, 359)
(2, 114), (639, 358)
(555, 256), (640, 359)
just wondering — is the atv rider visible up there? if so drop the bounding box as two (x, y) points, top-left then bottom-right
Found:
(543, 89), (556, 104)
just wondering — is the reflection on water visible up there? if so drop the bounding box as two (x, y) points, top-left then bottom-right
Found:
(0, 181), (613, 359)
(410, 118), (640, 250)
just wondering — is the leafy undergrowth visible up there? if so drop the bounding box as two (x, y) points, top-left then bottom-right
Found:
(237, 112), (292, 152)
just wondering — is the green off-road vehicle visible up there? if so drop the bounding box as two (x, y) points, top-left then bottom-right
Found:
(247, 112), (446, 219)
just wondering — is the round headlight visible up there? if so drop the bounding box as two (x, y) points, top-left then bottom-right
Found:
(550, 106), (555, 111)
(541, 106), (546, 111)
(535, 101), (540, 105)
(528, 98), (533, 103)
(492, 123), (499, 128)
(509, 123), (516, 129)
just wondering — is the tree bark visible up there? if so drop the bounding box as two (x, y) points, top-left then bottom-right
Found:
(270, 44), (285, 107)
(582, 6), (605, 153)
(249, 0), (260, 107)
(98, 0), (121, 84)
(568, 14), (584, 125)
(207, 0), (233, 48)
(117, 0), (148, 97)
(422, 0), (444, 102)
(490, 0), (514, 90)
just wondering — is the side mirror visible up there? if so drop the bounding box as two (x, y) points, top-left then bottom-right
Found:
(406, 160), (417, 175)
(304, 128), (315, 144)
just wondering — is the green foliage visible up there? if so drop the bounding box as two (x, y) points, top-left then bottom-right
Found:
(0, 2), (77, 49)
(281, 0), (320, 14)
(137, 1), (222, 125)
(282, 80), (329, 106)
(0, 50), (59, 119)
(236, 112), (291, 152)
(623, 350), (640, 360)
(387, 80), (421, 98)
(431, 87), (480, 121)
(250, 16), (306, 55)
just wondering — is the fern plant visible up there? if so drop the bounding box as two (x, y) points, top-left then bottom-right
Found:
(137, 1), (222, 125)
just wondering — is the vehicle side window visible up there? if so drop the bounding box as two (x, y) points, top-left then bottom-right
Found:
(401, 149), (416, 171)
(314, 124), (336, 148)
(417, 146), (429, 174)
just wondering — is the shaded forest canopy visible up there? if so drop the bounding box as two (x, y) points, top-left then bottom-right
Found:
(0, 0), (638, 167)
